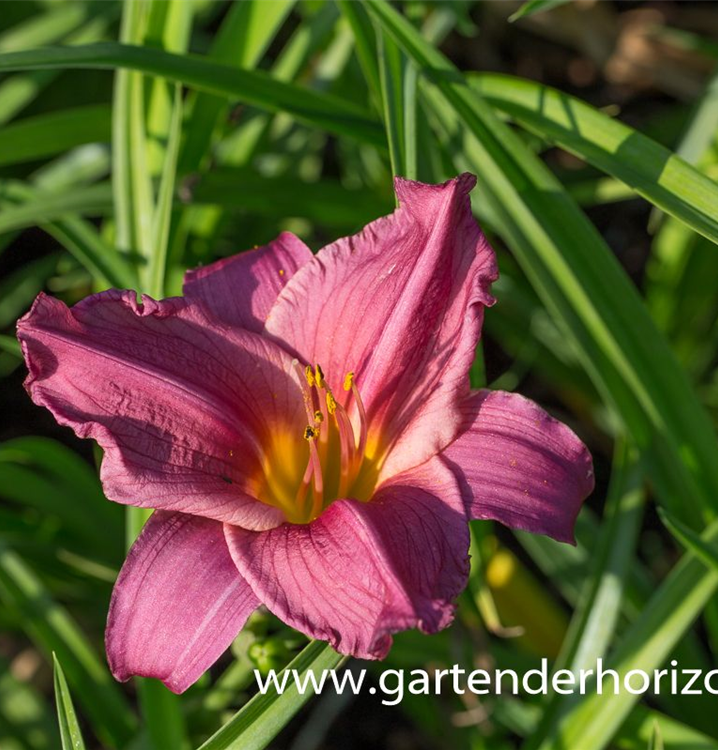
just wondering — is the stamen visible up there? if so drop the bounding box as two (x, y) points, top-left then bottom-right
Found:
(296, 423), (323, 518)
(292, 360), (316, 423)
(342, 370), (367, 465)
(326, 391), (337, 415)
(313, 410), (324, 424)
(314, 364), (329, 444)
(349, 376), (368, 462)
(304, 365), (315, 388)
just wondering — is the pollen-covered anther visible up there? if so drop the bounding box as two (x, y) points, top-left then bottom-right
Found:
(314, 410), (324, 424)
(303, 425), (319, 441)
(304, 365), (315, 388)
(326, 391), (337, 415)
(314, 363), (325, 389)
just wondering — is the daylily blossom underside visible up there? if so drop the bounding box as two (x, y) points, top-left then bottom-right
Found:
(18, 174), (593, 693)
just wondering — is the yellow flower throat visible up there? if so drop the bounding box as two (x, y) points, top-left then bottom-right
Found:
(258, 361), (376, 524)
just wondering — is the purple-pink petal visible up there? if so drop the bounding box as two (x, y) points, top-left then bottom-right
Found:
(264, 174), (498, 481)
(106, 511), (258, 694)
(183, 231), (313, 332)
(224, 457), (469, 659)
(17, 290), (306, 530)
(441, 390), (594, 544)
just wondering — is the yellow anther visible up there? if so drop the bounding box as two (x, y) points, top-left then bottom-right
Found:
(304, 365), (315, 388)
(314, 364), (326, 389)
(303, 425), (319, 440)
(326, 391), (337, 415)
(343, 371), (354, 391)
(314, 410), (324, 424)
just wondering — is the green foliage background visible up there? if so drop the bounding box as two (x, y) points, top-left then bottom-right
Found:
(1, 1), (718, 748)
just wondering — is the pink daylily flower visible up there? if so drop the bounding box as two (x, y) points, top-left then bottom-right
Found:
(17, 174), (593, 694)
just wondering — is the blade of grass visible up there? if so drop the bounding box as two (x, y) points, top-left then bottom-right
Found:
(659, 509), (718, 573)
(0, 437), (122, 563)
(145, 0), (193, 176)
(178, 0), (296, 176)
(337, 0), (382, 108)
(0, 7), (117, 126)
(0, 43), (385, 148)
(1, 181), (137, 289)
(470, 73), (718, 250)
(190, 168), (392, 228)
(0, 105), (110, 168)
(0, 4), (90, 53)
(509, 0), (572, 22)
(0, 336), (20, 357)
(0, 182), (113, 234)
(148, 84), (182, 298)
(113, 0), (154, 285)
(377, 32), (417, 180)
(53, 654), (87, 750)
(197, 641), (346, 750)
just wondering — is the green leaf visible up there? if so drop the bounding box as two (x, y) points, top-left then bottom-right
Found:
(364, 0), (718, 526)
(197, 641), (346, 750)
(177, 0), (295, 176)
(0, 105), (110, 168)
(0, 180), (137, 289)
(148, 84), (182, 298)
(0, 6), (116, 127)
(658, 508), (718, 573)
(0, 4), (91, 53)
(53, 654), (87, 750)
(190, 168), (392, 228)
(648, 720), (664, 750)
(378, 31), (417, 180)
(0, 335), (20, 357)
(0, 182), (113, 234)
(137, 678), (189, 750)
(0, 42), (384, 148)
(113, 0), (154, 281)
(509, 0), (572, 22)
(471, 73), (718, 250)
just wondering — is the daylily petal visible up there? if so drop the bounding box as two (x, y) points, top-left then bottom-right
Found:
(264, 174), (498, 480)
(225, 458), (469, 659)
(184, 231), (313, 332)
(107, 511), (258, 693)
(441, 390), (594, 544)
(17, 290), (306, 530)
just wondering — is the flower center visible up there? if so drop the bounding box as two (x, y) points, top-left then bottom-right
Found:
(258, 361), (375, 524)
